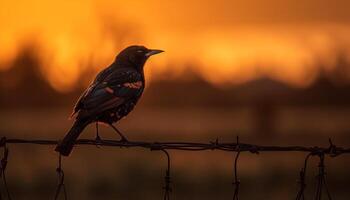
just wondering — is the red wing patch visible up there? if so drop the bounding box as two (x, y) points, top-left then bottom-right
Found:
(123, 81), (143, 89)
(105, 87), (114, 94)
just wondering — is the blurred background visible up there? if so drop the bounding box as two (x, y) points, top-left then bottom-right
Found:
(0, 0), (350, 199)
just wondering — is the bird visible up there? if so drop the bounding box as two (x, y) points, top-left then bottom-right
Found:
(55, 45), (163, 156)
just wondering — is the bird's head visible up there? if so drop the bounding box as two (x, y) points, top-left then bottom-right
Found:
(115, 45), (164, 71)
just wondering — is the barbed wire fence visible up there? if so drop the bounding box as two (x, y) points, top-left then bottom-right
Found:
(0, 136), (349, 200)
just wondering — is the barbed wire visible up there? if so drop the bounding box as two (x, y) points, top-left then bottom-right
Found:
(232, 136), (241, 200)
(296, 152), (312, 200)
(0, 139), (11, 200)
(54, 154), (67, 200)
(0, 136), (349, 199)
(2, 138), (350, 153)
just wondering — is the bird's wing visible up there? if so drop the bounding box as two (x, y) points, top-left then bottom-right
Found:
(74, 68), (143, 119)
(70, 65), (117, 117)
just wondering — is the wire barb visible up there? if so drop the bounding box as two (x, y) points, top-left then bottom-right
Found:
(327, 138), (341, 157)
(54, 154), (67, 200)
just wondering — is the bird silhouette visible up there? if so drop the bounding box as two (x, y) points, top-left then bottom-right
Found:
(55, 45), (163, 156)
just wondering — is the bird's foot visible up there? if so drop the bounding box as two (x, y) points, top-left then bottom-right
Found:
(118, 136), (129, 144)
(107, 124), (129, 144)
(95, 135), (103, 148)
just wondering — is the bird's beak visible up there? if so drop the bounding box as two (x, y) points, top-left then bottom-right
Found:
(145, 49), (164, 57)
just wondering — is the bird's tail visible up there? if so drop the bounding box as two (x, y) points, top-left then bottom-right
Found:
(55, 119), (90, 156)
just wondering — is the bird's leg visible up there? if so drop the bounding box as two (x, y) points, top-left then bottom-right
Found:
(109, 124), (129, 142)
(95, 122), (102, 143)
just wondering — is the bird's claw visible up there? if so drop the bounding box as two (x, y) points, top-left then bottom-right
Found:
(95, 135), (102, 148)
(118, 137), (129, 144)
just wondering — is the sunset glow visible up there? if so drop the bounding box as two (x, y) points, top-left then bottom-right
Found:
(1, 0), (350, 92)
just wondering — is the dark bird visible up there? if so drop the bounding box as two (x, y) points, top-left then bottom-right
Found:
(55, 45), (163, 156)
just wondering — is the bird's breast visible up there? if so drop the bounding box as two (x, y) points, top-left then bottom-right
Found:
(107, 99), (138, 122)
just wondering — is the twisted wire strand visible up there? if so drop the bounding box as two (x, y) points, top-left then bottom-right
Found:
(160, 149), (171, 200)
(1, 138), (349, 155)
(0, 142), (11, 200)
(54, 154), (67, 200)
(314, 153), (332, 200)
(232, 136), (241, 200)
(296, 152), (313, 200)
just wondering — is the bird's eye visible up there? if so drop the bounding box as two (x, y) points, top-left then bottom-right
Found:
(137, 50), (144, 53)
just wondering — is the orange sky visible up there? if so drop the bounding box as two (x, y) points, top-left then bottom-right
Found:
(0, 0), (350, 92)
